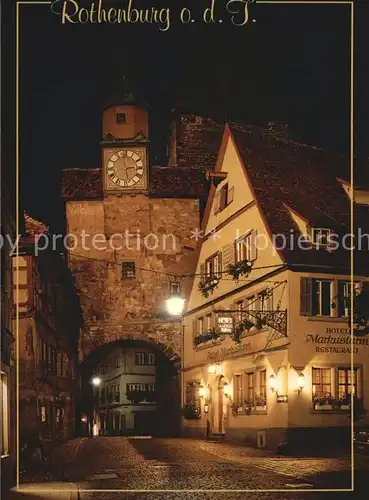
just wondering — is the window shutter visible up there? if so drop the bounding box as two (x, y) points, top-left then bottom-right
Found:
(250, 230), (258, 261)
(300, 277), (313, 315)
(228, 186), (234, 204)
(222, 244), (235, 271)
(214, 192), (221, 214)
(217, 251), (222, 278)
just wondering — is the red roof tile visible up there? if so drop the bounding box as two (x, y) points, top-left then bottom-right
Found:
(228, 124), (369, 273)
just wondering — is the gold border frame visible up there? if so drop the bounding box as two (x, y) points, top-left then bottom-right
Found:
(15, 0), (355, 494)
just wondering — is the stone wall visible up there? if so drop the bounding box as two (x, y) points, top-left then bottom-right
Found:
(168, 114), (223, 170)
(66, 195), (200, 360)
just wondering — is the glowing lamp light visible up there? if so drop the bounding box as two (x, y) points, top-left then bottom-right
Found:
(208, 365), (217, 374)
(199, 386), (210, 400)
(215, 365), (223, 375)
(81, 416), (88, 423)
(166, 291), (185, 316)
(297, 373), (306, 392)
(92, 376), (101, 387)
(269, 374), (277, 393)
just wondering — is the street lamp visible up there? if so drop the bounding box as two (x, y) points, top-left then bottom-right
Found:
(166, 282), (185, 316)
(269, 374), (278, 393)
(297, 373), (306, 393)
(91, 376), (101, 436)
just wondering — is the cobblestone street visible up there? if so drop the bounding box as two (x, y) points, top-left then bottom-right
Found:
(10, 437), (369, 499)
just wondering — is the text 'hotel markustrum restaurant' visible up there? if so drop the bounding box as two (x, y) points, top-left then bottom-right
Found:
(181, 122), (369, 452)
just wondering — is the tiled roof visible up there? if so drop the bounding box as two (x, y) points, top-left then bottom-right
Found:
(150, 166), (209, 199)
(228, 124), (369, 273)
(61, 167), (209, 201)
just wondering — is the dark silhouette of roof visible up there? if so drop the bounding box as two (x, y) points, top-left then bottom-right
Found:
(103, 76), (148, 110)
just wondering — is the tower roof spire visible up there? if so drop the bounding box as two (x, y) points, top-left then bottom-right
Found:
(103, 75), (148, 110)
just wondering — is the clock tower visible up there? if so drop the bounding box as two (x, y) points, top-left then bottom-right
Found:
(102, 78), (149, 193)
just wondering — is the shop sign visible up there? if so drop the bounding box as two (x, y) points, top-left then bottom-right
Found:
(305, 327), (369, 355)
(215, 314), (234, 335)
(207, 342), (252, 363)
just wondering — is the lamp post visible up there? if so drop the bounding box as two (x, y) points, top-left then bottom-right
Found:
(91, 376), (101, 437)
(165, 281), (185, 436)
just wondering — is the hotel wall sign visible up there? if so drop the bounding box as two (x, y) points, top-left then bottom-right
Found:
(207, 342), (252, 363)
(305, 327), (369, 355)
(215, 314), (234, 335)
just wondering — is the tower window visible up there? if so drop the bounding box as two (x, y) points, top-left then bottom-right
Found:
(122, 262), (136, 279)
(116, 112), (126, 124)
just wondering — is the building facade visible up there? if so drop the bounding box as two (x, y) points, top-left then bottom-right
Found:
(1, 173), (16, 493)
(92, 344), (157, 436)
(182, 124), (369, 452)
(14, 214), (82, 457)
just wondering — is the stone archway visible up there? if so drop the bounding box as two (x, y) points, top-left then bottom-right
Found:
(79, 324), (181, 368)
(78, 338), (181, 438)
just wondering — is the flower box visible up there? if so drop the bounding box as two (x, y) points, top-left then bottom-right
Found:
(255, 405), (267, 411)
(315, 404), (333, 410)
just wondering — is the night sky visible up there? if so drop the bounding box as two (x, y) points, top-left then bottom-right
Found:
(2, 1), (369, 233)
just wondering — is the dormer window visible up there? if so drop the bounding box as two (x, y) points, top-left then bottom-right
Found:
(311, 228), (331, 247)
(116, 112), (126, 124)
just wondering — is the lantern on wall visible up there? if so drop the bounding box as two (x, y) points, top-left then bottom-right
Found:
(166, 281), (185, 316)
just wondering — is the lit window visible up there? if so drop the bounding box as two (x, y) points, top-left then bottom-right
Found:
(245, 295), (257, 312)
(236, 300), (245, 323)
(259, 370), (267, 400)
(235, 231), (257, 263)
(313, 279), (333, 316)
(338, 280), (359, 317)
(1, 371), (9, 456)
(135, 352), (145, 365)
(311, 228), (331, 247)
(338, 367), (358, 399)
(197, 317), (204, 335)
(205, 253), (222, 278)
(234, 374), (243, 407)
(40, 405), (46, 423)
(312, 367), (332, 398)
(205, 314), (212, 331)
(116, 112), (126, 124)
(246, 372), (254, 404)
(258, 289), (273, 311)
(122, 262), (136, 279)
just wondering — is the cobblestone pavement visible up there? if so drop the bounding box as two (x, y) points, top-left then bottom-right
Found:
(18, 437), (369, 500)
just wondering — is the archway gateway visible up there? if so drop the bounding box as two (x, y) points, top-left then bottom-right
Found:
(79, 339), (181, 437)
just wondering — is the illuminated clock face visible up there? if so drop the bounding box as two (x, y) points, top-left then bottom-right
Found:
(107, 150), (144, 188)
